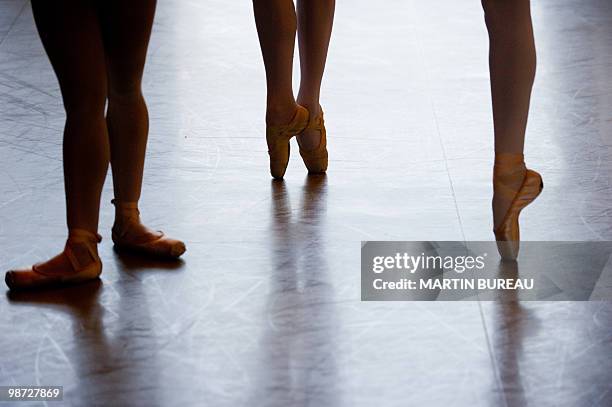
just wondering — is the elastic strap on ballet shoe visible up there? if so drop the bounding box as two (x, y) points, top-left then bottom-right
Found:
(67, 228), (102, 244)
(493, 153), (527, 197)
(494, 153), (525, 170)
(304, 105), (324, 131)
(111, 199), (140, 211)
(66, 228), (102, 269)
(111, 199), (142, 221)
(267, 105), (309, 136)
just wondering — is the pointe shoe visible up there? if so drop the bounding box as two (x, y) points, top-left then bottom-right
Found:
(266, 105), (309, 179)
(111, 200), (186, 259)
(5, 229), (102, 290)
(494, 168), (543, 261)
(298, 106), (328, 174)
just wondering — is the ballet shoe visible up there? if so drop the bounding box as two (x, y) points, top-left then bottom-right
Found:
(298, 106), (328, 174)
(266, 105), (309, 179)
(111, 199), (186, 259)
(5, 229), (102, 290)
(493, 154), (543, 261)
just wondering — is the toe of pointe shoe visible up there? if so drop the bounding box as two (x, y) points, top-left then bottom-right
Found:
(268, 141), (292, 179)
(5, 270), (16, 289)
(270, 164), (288, 180)
(5, 265), (102, 291)
(5, 268), (43, 290)
(5, 269), (51, 290)
(149, 237), (186, 259)
(115, 236), (187, 259)
(304, 157), (328, 174)
(169, 240), (187, 258)
(300, 147), (328, 174)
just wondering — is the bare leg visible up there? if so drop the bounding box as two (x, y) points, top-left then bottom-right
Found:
(252, 0), (299, 126)
(5, 0), (109, 289)
(32, 0), (109, 235)
(98, 0), (185, 258)
(99, 0), (156, 205)
(482, 0), (536, 229)
(296, 0), (335, 150)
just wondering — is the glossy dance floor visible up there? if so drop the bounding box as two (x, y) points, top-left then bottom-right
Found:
(1, 0), (612, 406)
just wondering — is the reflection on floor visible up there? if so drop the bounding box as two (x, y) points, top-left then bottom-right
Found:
(1, 0), (611, 405)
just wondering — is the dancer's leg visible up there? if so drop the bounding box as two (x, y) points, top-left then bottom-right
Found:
(252, 0), (299, 126)
(5, 0), (108, 289)
(99, 0), (185, 258)
(296, 0), (335, 150)
(482, 0), (536, 229)
(98, 0), (156, 204)
(32, 0), (110, 234)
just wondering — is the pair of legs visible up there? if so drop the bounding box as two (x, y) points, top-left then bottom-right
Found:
(253, 0), (335, 150)
(5, 0), (184, 290)
(33, 0), (156, 233)
(483, 0), (541, 258)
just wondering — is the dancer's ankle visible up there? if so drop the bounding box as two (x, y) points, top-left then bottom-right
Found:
(494, 152), (525, 167)
(111, 200), (141, 230)
(266, 101), (298, 126)
(295, 97), (320, 118)
(65, 228), (101, 266)
(494, 153), (526, 186)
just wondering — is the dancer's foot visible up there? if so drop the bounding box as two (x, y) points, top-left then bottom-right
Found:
(266, 104), (309, 179)
(111, 200), (186, 259)
(5, 229), (102, 290)
(297, 104), (328, 174)
(493, 153), (543, 260)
